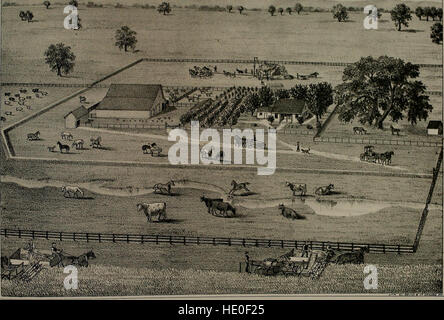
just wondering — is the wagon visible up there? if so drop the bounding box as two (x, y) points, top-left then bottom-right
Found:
(360, 145), (378, 162)
(1, 247), (51, 282)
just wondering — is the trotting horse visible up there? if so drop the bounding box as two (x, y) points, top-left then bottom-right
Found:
(153, 180), (175, 195)
(61, 186), (84, 198)
(50, 250), (96, 268)
(314, 184), (334, 196)
(229, 180), (251, 195)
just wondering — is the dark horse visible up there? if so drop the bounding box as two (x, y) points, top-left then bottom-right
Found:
(210, 201), (236, 217)
(334, 247), (369, 264)
(229, 180), (251, 195)
(50, 250), (96, 268)
(57, 141), (70, 153)
(200, 195), (223, 213)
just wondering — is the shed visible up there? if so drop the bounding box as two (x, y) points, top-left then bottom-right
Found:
(427, 120), (443, 135)
(64, 106), (89, 128)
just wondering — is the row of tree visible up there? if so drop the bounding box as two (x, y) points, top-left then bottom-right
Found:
(415, 6), (443, 21)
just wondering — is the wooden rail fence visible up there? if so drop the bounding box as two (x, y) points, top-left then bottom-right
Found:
(1, 229), (414, 254)
(313, 136), (442, 147)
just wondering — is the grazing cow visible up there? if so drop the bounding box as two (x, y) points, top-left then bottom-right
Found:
(353, 127), (367, 135)
(335, 247), (369, 264)
(286, 182), (307, 196)
(210, 201), (236, 217)
(137, 202), (167, 222)
(278, 204), (305, 220)
(200, 196), (223, 213)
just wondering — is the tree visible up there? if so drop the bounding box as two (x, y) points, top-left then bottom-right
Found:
(430, 7), (438, 21)
(68, 0), (78, 7)
(157, 2), (171, 15)
(258, 86), (274, 107)
(237, 6), (244, 14)
(115, 26), (137, 52)
(332, 4), (348, 22)
(391, 4), (412, 31)
(286, 7), (292, 15)
(278, 8), (284, 15)
(295, 3), (303, 15)
(43, 1), (51, 9)
(268, 5), (276, 16)
(423, 6), (431, 21)
(25, 11), (34, 22)
(437, 8), (443, 21)
(276, 89), (290, 99)
(431, 22), (443, 44)
(44, 43), (76, 76)
(267, 115), (275, 125)
(244, 93), (260, 115)
(227, 5), (233, 13)
(415, 7), (423, 20)
(289, 84), (308, 100)
(334, 56), (432, 129)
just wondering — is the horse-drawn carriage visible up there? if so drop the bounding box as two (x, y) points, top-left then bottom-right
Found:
(360, 145), (378, 162)
(142, 143), (162, 156)
(189, 66), (214, 78)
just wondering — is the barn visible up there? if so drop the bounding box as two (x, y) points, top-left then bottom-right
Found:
(427, 120), (443, 135)
(64, 106), (89, 129)
(88, 84), (167, 127)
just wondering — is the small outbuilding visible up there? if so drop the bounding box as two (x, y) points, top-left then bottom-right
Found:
(64, 106), (89, 129)
(427, 120), (443, 135)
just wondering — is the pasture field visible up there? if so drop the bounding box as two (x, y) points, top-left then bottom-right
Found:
(1, 6), (442, 84)
(1, 262), (441, 296)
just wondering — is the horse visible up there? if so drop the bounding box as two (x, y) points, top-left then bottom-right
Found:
(381, 151), (394, 165)
(27, 131), (40, 141)
(47, 145), (56, 152)
(390, 125), (401, 136)
(286, 182), (307, 196)
(153, 180), (175, 195)
(200, 196), (223, 213)
(90, 136), (102, 148)
(72, 139), (84, 150)
(61, 131), (73, 140)
(334, 247), (368, 265)
(278, 204), (305, 220)
(61, 186), (84, 198)
(142, 143), (162, 156)
(301, 147), (310, 154)
(229, 180), (251, 195)
(210, 201), (236, 217)
(50, 250), (96, 268)
(314, 184), (334, 196)
(353, 127), (367, 135)
(137, 202), (167, 222)
(57, 141), (70, 153)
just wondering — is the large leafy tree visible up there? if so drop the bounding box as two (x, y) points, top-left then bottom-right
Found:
(437, 8), (443, 21)
(391, 4), (412, 31)
(290, 83), (333, 128)
(335, 56), (432, 129)
(68, 0), (78, 7)
(157, 2), (171, 15)
(431, 22), (443, 44)
(44, 43), (76, 76)
(415, 7), (423, 20)
(430, 7), (438, 20)
(332, 4), (348, 22)
(423, 7), (431, 21)
(244, 93), (260, 115)
(258, 86), (274, 107)
(295, 3), (303, 15)
(115, 26), (137, 52)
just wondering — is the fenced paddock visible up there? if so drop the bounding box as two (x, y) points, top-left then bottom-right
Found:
(1, 229), (414, 254)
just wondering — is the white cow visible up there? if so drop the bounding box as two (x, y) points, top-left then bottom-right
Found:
(137, 202), (167, 222)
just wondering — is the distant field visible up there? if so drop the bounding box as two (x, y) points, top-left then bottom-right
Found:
(1, 263), (441, 296)
(1, 6), (442, 84)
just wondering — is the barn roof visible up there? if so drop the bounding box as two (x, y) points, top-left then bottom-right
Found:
(272, 99), (305, 114)
(64, 106), (89, 119)
(427, 120), (443, 129)
(95, 84), (163, 111)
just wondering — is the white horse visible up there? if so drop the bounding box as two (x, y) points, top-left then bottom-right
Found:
(137, 203), (167, 222)
(72, 139), (84, 150)
(61, 186), (84, 198)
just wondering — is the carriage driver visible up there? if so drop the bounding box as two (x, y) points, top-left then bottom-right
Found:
(51, 242), (63, 255)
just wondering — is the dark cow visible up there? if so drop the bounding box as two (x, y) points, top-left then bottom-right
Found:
(335, 247), (369, 264)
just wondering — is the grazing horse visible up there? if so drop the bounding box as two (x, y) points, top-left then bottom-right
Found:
(50, 250), (96, 268)
(334, 247), (368, 265)
(57, 141), (70, 153)
(61, 186), (84, 198)
(229, 180), (251, 195)
(314, 184), (334, 196)
(61, 131), (73, 140)
(27, 131), (40, 141)
(286, 182), (307, 196)
(390, 125), (401, 136)
(353, 127), (367, 135)
(210, 201), (236, 217)
(137, 202), (167, 222)
(72, 139), (84, 150)
(278, 204), (305, 220)
(153, 180), (175, 195)
(200, 196), (223, 213)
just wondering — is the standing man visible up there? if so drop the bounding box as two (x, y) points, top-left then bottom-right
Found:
(244, 251), (250, 273)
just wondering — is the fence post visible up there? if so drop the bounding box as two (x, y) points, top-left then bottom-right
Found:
(281, 240), (284, 248)
(73, 233), (76, 241)
(242, 239), (245, 247)
(86, 233), (89, 243)
(60, 232), (62, 241)
(112, 234), (115, 243)
(213, 238), (216, 246)
(197, 237), (200, 245)
(46, 231), (49, 240)
(98, 233), (101, 243)
(127, 235), (129, 243)
(32, 230), (34, 239)
(155, 235), (159, 244)
(398, 245), (401, 255)
(4, 229), (7, 238)
(18, 229), (21, 238)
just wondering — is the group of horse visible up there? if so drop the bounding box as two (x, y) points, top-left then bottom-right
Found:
(43, 132), (102, 154)
(285, 182), (334, 197)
